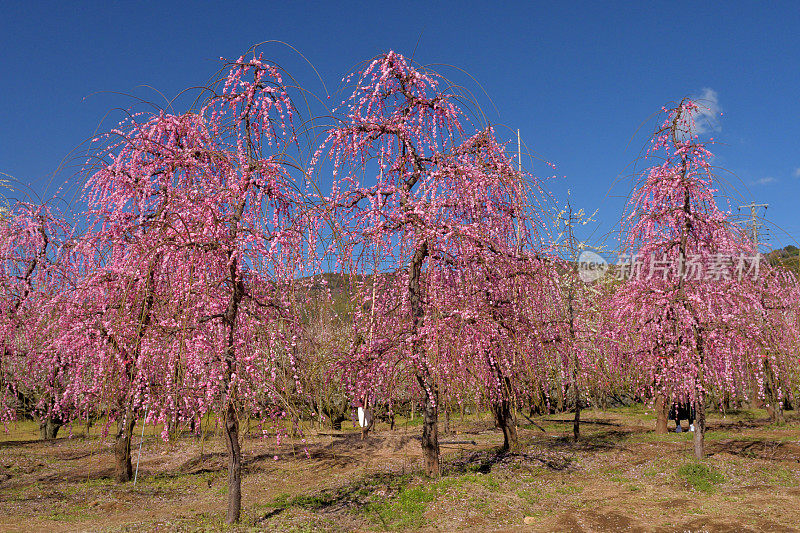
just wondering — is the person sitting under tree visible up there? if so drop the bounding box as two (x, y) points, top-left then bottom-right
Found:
(356, 397), (373, 440)
(669, 400), (695, 433)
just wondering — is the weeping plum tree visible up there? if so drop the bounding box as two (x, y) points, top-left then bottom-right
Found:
(77, 108), (212, 482)
(0, 202), (77, 438)
(749, 264), (800, 423)
(552, 200), (598, 442)
(427, 190), (561, 452)
(315, 52), (551, 468)
(613, 99), (764, 458)
(80, 54), (312, 522)
(17, 46), (800, 524)
(65, 234), (169, 482)
(314, 52), (463, 475)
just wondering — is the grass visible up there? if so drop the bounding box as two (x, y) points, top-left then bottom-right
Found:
(2, 407), (799, 531)
(677, 462), (725, 493)
(627, 431), (692, 444)
(604, 404), (657, 420)
(366, 484), (438, 530)
(0, 420), (41, 441)
(760, 466), (797, 486)
(554, 482), (583, 495)
(516, 487), (543, 505)
(460, 472), (501, 491)
(361, 471), (503, 529)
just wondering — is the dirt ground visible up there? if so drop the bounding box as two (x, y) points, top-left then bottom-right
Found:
(1, 407), (800, 532)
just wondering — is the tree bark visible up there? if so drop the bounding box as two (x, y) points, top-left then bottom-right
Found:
(567, 259), (580, 442)
(490, 371), (518, 450)
(360, 406), (373, 440)
(492, 397), (517, 451)
(655, 394), (669, 434)
(223, 401), (241, 524)
(418, 375), (440, 477)
(407, 239), (438, 475)
(220, 203), (246, 524)
(114, 408), (136, 482)
(530, 386), (547, 416)
(572, 357), (581, 441)
(764, 358), (785, 424)
(693, 398), (706, 460)
(108, 259), (157, 484)
(221, 403), (241, 526)
(691, 325), (706, 459)
(39, 416), (62, 440)
(573, 385), (581, 442)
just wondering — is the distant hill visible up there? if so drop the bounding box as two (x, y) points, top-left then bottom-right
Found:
(766, 245), (800, 275)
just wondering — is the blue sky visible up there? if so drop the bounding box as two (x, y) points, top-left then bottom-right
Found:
(2, 1), (798, 250)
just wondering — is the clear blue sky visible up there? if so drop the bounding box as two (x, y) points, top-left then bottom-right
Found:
(2, 1), (798, 250)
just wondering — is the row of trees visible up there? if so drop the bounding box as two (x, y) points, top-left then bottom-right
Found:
(2, 51), (798, 523)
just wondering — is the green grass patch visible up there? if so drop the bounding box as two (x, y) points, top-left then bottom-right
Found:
(760, 466), (797, 486)
(604, 404), (655, 419)
(268, 490), (339, 511)
(628, 431), (692, 443)
(554, 483), (583, 495)
(677, 462), (724, 493)
(365, 483), (440, 530)
(517, 487), (543, 505)
(459, 472), (500, 491)
(46, 504), (90, 522)
(362, 471), (501, 529)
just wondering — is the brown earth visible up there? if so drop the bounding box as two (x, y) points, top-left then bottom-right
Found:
(1, 408), (799, 532)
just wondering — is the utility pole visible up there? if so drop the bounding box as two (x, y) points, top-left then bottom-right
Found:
(515, 129), (522, 254)
(738, 202), (768, 249)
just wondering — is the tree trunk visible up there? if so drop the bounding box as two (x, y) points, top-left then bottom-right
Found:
(764, 358), (785, 424)
(530, 387), (546, 416)
(418, 375), (440, 477)
(39, 417), (62, 440)
(492, 398), (517, 451)
(691, 326), (707, 460)
(490, 372), (518, 450)
(567, 267), (580, 442)
(655, 394), (669, 434)
(572, 362), (581, 442)
(114, 409), (136, 483)
(220, 229), (245, 524)
(693, 399), (706, 460)
(765, 403), (781, 423)
(223, 401), (241, 524)
(406, 238), (436, 474)
(573, 388), (581, 442)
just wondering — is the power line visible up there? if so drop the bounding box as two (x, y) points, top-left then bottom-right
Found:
(737, 202), (768, 250)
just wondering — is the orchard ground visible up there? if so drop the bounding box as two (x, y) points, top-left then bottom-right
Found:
(1, 407), (799, 532)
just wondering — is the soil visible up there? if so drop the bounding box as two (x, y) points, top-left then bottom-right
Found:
(1, 408), (799, 532)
